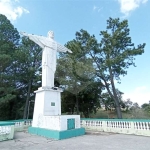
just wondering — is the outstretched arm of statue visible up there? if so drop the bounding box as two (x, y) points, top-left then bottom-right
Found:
(57, 43), (72, 53)
(20, 32), (45, 49)
(20, 32), (29, 37)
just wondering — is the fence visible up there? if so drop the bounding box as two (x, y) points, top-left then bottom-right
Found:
(0, 121), (15, 141)
(0, 119), (32, 141)
(1, 118), (150, 141)
(81, 118), (150, 136)
(10, 119), (32, 131)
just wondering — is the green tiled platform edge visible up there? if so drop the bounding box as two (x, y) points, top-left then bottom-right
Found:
(0, 122), (15, 141)
(28, 127), (85, 140)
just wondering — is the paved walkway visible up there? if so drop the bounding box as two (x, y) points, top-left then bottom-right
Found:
(1, 131), (150, 150)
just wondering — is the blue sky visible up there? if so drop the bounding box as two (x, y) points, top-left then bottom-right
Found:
(0, 0), (150, 105)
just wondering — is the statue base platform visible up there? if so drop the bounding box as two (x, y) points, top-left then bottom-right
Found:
(31, 87), (85, 139)
(30, 115), (85, 140)
(33, 87), (62, 121)
(28, 127), (85, 140)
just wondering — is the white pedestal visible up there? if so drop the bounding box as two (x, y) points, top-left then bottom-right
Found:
(35, 87), (62, 115)
(30, 87), (85, 140)
(32, 87), (61, 126)
(32, 115), (80, 131)
(32, 87), (80, 131)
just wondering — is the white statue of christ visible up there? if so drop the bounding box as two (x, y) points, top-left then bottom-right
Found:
(20, 31), (72, 88)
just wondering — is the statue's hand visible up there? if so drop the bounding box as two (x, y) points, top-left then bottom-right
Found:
(57, 43), (73, 53)
(20, 31), (28, 37)
(67, 49), (72, 53)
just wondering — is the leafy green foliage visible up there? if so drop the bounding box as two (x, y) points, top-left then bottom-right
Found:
(0, 14), (20, 120)
(73, 18), (145, 118)
(61, 82), (101, 118)
(15, 37), (42, 119)
(56, 40), (101, 115)
(141, 102), (150, 115)
(0, 14), (42, 120)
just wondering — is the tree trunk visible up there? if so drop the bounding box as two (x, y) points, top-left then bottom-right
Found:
(23, 80), (32, 119)
(83, 111), (89, 118)
(114, 97), (122, 118)
(108, 67), (122, 119)
(75, 94), (79, 115)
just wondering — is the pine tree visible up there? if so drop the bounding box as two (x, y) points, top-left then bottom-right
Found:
(0, 14), (20, 120)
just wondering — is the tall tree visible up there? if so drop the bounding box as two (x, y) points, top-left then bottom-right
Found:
(56, 40), (97, 114)
(74, 18), (145, 118)
(0, 14), (20, 120)
(14, 37), (42, 119)
(60, 80), (101, 118)
(141, 103), (150, 117)
(78, 81), (101, 118)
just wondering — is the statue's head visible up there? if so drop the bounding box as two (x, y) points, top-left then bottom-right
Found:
(47, 31), (54, 39)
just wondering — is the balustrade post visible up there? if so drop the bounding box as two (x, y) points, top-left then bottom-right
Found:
(102, 121), (107, 132)
(130, 121), (135, 134)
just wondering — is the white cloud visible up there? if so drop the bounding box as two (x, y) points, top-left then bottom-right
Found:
(118, 0), (148, 17)
(123, 86), (150, 106)
(93, 5), (103, 12)
(0, 0), (29, 21)
(135, 86), (147, 92)
(93, 5), (97, 10)
(142, 0), (148, 3)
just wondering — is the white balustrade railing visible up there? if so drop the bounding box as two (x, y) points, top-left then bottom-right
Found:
(0, 119), (32, 140)
(0, 126), (11, 135)
(13, 119), (32, 131)
(0, 122), (15, 141)
(81, 119), (150, 136)
(2, 119), (150, 137)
